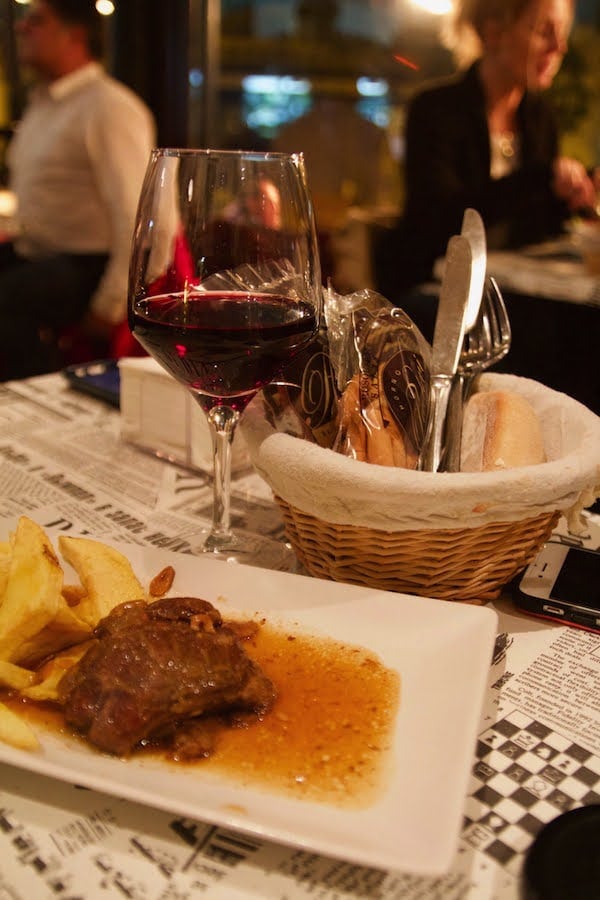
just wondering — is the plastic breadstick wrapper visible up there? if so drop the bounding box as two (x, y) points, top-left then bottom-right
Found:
(328, 291), (432, 468)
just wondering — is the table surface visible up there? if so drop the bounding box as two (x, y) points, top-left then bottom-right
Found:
(1, 372), (599, 900)
(486, 239), (600, 308)
(433, 235), (600, 308)
(424, 237), (600, 415)
(487, 241), (599, 415)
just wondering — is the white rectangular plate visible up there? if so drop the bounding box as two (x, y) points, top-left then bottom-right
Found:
(0, 531), (497, 876)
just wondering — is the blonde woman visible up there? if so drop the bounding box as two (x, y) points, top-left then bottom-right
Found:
(376, 0), (596, 300)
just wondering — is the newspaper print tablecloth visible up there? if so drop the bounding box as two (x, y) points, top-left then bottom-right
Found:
(1, 373), (599, 900)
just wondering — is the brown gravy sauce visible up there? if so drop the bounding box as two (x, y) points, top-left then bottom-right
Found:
(4, 623), (401, 809)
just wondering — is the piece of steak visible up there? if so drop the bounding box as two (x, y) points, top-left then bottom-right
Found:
(58, 596), (275, 756)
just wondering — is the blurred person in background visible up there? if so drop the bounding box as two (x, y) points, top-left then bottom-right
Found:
(375, 0), (597, 320)
(0, 0), (155, 380)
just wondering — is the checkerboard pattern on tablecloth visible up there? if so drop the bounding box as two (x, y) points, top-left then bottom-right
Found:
(461, 708), (600, 875)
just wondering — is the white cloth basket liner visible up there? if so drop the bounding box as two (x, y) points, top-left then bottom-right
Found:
(241, 374), (600, 532)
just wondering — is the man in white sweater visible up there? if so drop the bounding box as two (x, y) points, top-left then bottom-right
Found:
(1, 0), (156, 379)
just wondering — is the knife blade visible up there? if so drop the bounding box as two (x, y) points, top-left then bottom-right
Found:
(442, 208), (488, 471)
(419, 234), (472, 472)
(461, 208), (487, 331)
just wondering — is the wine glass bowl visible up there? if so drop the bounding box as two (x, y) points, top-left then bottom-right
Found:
(130, 283), (318, 415)
(129, 149), (322, 561)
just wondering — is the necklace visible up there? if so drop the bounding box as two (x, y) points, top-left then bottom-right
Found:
(498, 131), (516, 159)
(490, 130), (520, 178)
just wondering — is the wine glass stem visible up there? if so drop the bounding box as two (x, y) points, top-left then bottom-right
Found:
(205, 405), (240, 553)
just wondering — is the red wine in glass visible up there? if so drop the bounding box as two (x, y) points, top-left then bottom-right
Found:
(128, 148), (321, 564)
(130, 290), (317, 413)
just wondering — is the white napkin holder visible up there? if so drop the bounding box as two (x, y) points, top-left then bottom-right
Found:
(118, 357), (249, 473)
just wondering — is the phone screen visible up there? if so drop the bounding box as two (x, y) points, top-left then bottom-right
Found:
(63, 361), (120, 408)
(552, 548), (600, 609)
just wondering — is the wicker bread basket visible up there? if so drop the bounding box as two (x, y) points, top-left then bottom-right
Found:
(242, 374), (600, 603)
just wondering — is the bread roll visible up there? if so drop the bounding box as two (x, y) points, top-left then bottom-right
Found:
(460, 390), (546, 472)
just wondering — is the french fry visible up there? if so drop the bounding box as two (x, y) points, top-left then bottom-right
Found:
(0, 701), (39, 751)
(58, 535), (144, 626)
(15, 597), (92, 668)
(22, 642), (92, 703)
(0, 660), (37, 691)
(62, 584), (87, 606)
(0, 517), (63, 662)
(0, 541), (10, 599)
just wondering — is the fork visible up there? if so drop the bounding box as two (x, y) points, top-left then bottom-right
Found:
(441, 277), (512, 471)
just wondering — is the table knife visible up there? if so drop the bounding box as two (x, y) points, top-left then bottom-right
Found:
(419, 234), (472, 472)
(443, 208), (487, 471)
(461, 208), (487, 331)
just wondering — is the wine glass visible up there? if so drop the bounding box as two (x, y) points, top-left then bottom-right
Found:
(128, 148), (322, 564)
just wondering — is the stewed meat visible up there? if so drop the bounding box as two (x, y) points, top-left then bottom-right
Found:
(58, 596), (276, 757)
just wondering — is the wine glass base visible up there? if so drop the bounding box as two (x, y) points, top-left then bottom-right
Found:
(193, 531), (301, 573)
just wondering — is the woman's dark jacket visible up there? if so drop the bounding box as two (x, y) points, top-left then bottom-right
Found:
(375, 63), (569, 301)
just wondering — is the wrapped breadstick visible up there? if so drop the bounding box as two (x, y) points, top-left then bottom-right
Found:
(260, 287), (431, 468)
(332, 299), (431, 468)
(337, 375), (367, 461)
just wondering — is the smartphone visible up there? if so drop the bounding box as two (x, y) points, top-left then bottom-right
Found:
(63, 360), (121, 408)
(513, 542), (600, 632)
